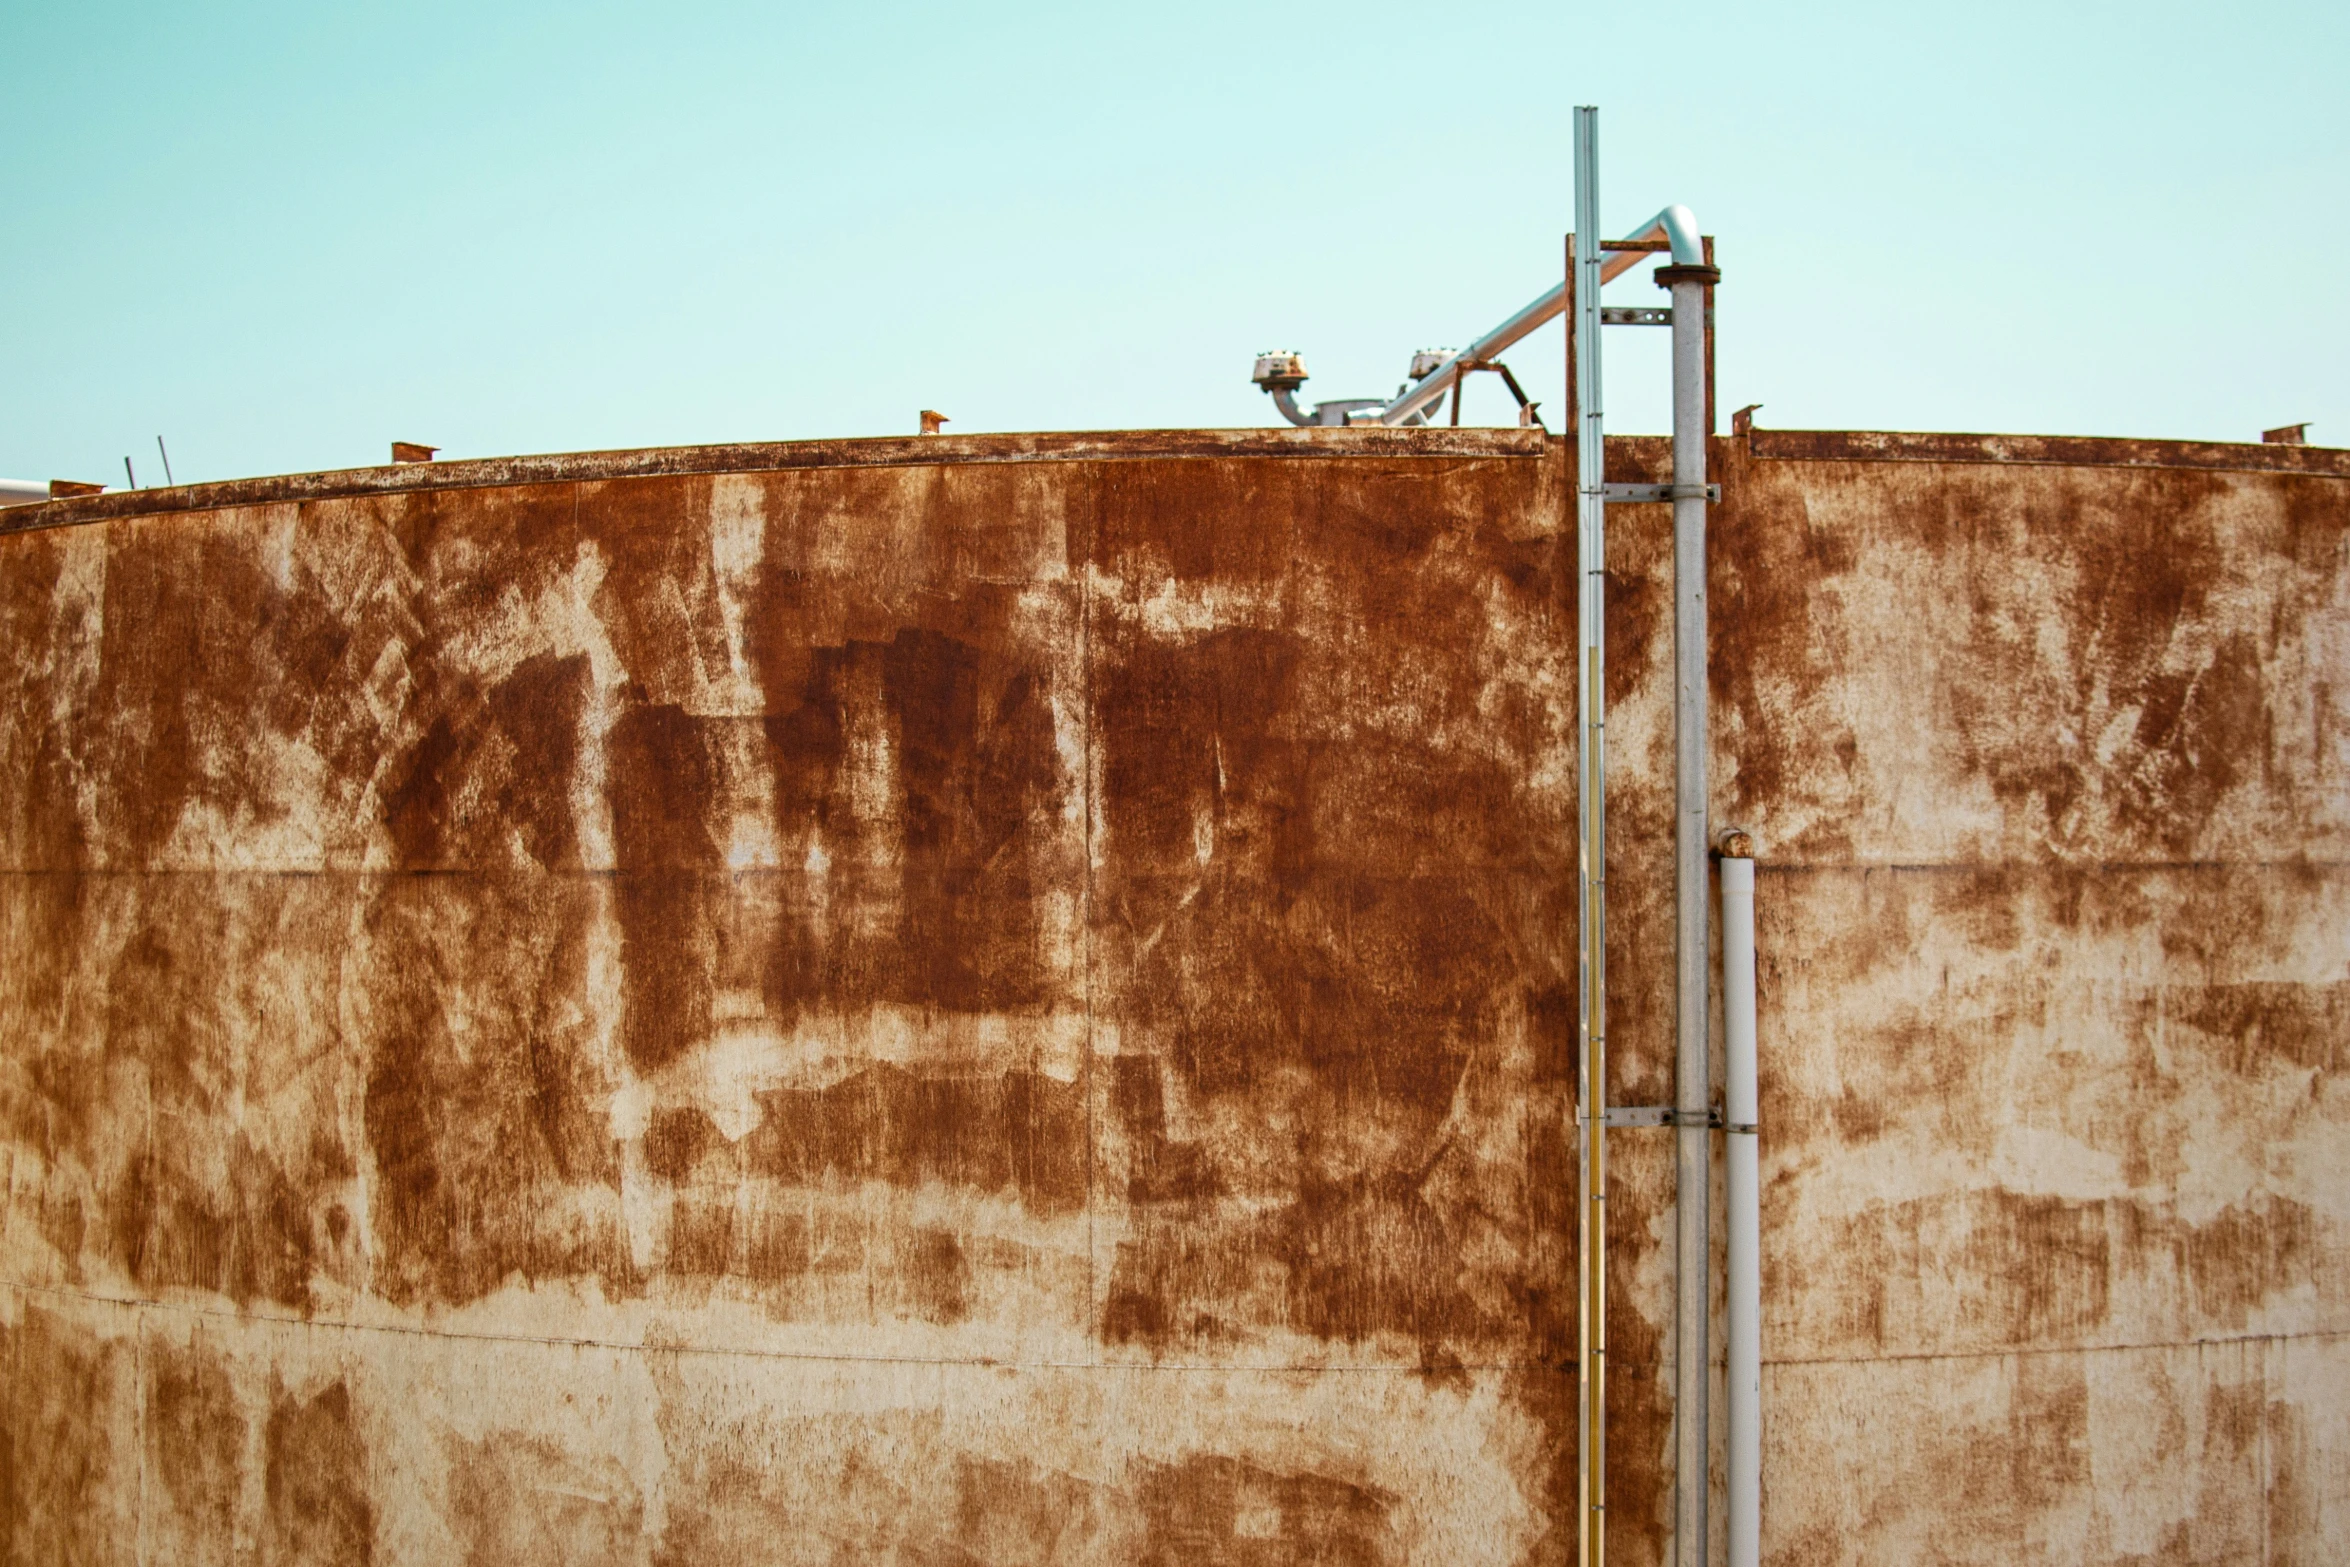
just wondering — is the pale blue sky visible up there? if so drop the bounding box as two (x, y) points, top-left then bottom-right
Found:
(3, 1), (2342, 486)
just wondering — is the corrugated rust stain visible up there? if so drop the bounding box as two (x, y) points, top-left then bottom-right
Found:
(0, 426), (2343, 1563)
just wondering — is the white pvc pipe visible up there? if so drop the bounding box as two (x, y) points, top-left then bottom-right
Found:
(1722, 854), (1760, 1567)
(0, 479), (54, 508)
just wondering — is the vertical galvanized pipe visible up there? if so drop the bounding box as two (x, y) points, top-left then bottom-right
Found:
(1721, 848), (1761, 1567)
(1572, 103), (1610, 1567)
(1660, 257), (1720, 1567)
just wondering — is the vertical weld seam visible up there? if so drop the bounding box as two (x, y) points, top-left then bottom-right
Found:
(2260, 1334), (2271, 1567)
(134, 1302), (148, 1567)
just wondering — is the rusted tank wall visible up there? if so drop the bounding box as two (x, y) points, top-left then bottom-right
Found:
(0, 425), (2341, 1564)
(1695, 431), (2350, 1566)
(0, 429), (1578, 1567)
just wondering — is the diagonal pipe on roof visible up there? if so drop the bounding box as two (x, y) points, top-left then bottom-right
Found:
(1368, 204), (1705, 428)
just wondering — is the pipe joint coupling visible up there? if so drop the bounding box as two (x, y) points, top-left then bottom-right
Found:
(1653, 264), (1721, 289)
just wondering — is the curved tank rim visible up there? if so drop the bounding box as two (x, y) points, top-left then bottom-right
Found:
(0, 426), (1545, 537)
(3, 423), (2344, 538)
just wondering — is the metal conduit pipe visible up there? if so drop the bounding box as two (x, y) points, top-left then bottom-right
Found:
(1570, 106), (1611, 1567)
(1721, 846), (1761, 1567)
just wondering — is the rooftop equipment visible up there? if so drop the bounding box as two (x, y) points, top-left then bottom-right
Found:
(1246, 197), (1709, 434)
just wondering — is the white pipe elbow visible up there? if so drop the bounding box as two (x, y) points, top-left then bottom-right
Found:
(1651, 203), (1705, 265)
(1598, 203), (1706, 283)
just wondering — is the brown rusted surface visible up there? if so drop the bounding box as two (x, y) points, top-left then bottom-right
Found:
(0, 425), (2342, 1563)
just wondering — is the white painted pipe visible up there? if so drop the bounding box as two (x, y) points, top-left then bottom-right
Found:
(0, 479), (55, 508)
(1667, 257), (1715, 1567)
(1722, 853), (1760, 1567)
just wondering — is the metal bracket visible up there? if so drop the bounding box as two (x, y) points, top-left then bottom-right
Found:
(1442, 356), (1546, 432)
(1600, 1105), (1724, 1129)
(1600, 306), (1672, 327)
(1603, 482), (1720, 505)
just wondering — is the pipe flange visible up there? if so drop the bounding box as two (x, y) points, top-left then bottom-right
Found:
(1653, 264), (1721, 288)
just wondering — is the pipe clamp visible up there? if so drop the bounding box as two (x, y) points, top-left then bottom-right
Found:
(1603, 482), (1721, 505)
(1603, 1106), (1726, 1129)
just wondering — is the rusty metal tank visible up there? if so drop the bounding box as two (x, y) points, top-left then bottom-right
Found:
(0, 425), (2342, 1564)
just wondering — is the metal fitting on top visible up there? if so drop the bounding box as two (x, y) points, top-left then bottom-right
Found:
(1250, 352), (1309, 393)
